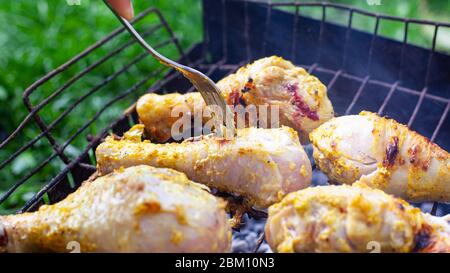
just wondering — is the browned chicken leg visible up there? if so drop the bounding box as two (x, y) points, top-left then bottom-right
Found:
(137, 56), (334, 143)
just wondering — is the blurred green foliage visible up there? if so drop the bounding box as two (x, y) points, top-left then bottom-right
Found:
(0, 0), (201, 213)
(0, 0), (448, 214)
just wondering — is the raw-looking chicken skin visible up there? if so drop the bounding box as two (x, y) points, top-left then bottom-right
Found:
(266, 184), (450, 253)
(310, 111), (450, 202)
(0, 166), (231, 253)
(96, 125), (312, 208)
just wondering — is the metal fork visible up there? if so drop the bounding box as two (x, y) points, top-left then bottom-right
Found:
(103, 0), (235, 137)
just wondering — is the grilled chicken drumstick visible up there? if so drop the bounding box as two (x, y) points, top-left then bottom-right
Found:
(0, 166), (231, 253)
(265, 184), (450, 253)
(310, 111), (450, 202)
(96, 125), (312, 208)
(137, 56), (334, 143)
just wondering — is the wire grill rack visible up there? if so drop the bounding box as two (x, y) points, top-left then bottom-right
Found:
(0, 0), (449, 252)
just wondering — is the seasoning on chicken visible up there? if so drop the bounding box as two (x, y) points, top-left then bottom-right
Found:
(95, 125), (312, 208)
(137, 56), (334, 143)
(265, 184), (450, 253)
(310, 111), (450, 202)
(0, 165), (231, 253)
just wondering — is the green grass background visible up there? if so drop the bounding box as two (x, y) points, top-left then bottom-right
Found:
(0, 0), (449, 213)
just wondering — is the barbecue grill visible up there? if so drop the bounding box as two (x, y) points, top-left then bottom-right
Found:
(1, 0), (449, 253)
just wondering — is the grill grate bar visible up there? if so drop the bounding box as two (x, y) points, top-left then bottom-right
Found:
(398, 21), (409, 83)
(265, 1), (450, 27)
(290, 4), (300, 62)
(244, 0), (252, 62)
(341, 9), (354, 69)
(0, 153), (59, 205)
(262, 0), (273, 56)
(221, 0), (229, 62)
(407, 87), (428, 128)
(367, 17), (380, 76)
(430, 202), (439, 215)
(195, 63), (450, 105)
(58, 68), (166, 152)
(307, 62), (318, 74)
(314, 66), (449, 104)
(0, 40), (172, 173)
(407, 25), (439, 127)
(1, 1), (449, 253)
(23, 39), (174, 167)
(19, 67), (187, 213)
(28, 25), (163, 114)
(186, 60), (226, 93)
(0, 8), (165, 151)
(326, 69), (343, 90)
(253, 232), (265, 253)
(17, 57), (209, 212)
(0, 7), (187, 212)
(316, 5), (326, 66)
(377, 81), (400, 115)
(4, 66), (165, 208)
(345, 76), (370, 115)
(431, 101), (450, 142)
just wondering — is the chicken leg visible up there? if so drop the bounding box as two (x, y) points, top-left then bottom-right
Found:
(310, 111), (450, 202)
(0, 165), (231, 253)
(265, 184), (450, 253)
(137, 56), (334, 143)
(95, 125), (312, 208)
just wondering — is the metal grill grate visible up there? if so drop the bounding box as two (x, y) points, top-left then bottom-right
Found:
(0, 7), (188, 213)
(0, 0), (449, 252)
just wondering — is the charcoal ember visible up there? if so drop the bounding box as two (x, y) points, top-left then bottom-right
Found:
(231, 239), (249, 253)
(231, 150), (332, 253)
(256, 243), (272, 253)
(232, 214), (271, 253)
(440, 204), (450, 216)
(303, 144), (315, 168)
(305, 143), (331, 187)
(312, 169), (329, 186)
(420, 202), (434, 212)
(420, 202), (450, 217)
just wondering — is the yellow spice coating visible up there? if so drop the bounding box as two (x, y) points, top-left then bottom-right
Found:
(136, 56), (334, 143)
(0, 165), (231, 253)
(265, 184), (450, 253)
(95, 125), (312, 208)
(310, 111), (450, 202)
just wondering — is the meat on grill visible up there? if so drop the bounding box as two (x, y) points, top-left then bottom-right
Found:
(310, 111), (450, 203)
(0, 165), (231, 253)
(95, 125), (312, 208)
(265, 184), (450, 253)
(137, 56), (334, 143)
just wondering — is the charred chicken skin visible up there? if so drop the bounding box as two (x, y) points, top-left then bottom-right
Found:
(265, 184), (450, 253)
(137, 56), (334, 143)
(0, 166), (231, 253)
(95, 125), (312, 208)
(310, 111), (450, 202)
